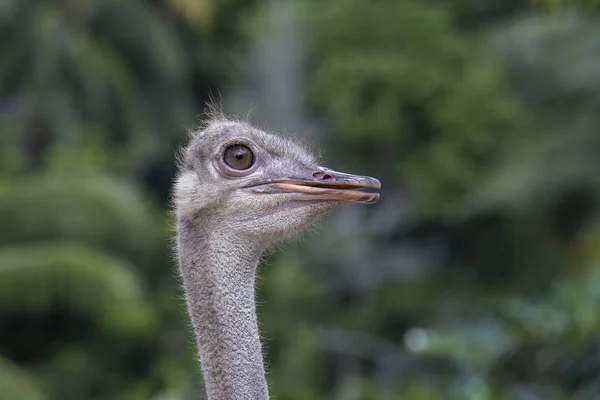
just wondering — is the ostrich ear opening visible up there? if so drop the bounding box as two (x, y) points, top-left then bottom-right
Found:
(174, 172), (202, 216)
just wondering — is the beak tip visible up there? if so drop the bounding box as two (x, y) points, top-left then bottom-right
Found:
(372, 178), (382, 190)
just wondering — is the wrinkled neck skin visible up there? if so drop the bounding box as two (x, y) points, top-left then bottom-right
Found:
(176, 214), (268, 400)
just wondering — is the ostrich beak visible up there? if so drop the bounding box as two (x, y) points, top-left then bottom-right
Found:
(242, 168), (381, 204)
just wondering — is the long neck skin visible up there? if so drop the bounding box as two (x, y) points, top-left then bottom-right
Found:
(176, 215), (269, 400)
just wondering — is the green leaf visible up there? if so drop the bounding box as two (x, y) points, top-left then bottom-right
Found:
(0, 355), (46, 400)
(0, 173), (163, 265)
(0, 242), (144, 323)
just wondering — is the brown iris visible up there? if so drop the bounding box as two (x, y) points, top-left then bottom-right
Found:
(223, 144), (254, 170)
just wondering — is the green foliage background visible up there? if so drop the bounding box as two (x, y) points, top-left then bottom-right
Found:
(1, 0), (600, 399)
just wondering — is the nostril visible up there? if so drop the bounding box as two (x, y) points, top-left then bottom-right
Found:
(313, 171), (334, 181)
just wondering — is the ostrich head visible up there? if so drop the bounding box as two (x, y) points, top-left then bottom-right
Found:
(174, 117), (380, 245)
(173, 114), (381, 399)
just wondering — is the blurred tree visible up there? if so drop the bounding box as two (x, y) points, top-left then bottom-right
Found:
(306, 0), (518, 215)
(0, 0), (193, 170)
(534, 0), (600, 12)
(0, 355), (46, 400)
(0, 0), (258, 399)
(301, 1), (600, 398)
(0, 175), (167, 400)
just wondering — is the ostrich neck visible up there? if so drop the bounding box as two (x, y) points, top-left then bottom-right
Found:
(177, 216), (269, 400)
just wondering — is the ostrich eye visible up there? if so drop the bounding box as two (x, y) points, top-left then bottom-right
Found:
(223, 144), (254, 170)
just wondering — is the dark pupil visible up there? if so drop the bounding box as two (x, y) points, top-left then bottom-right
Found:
(224, 145), (253, 170)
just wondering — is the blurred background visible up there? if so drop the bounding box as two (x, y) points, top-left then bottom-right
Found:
(1, 0), (600, 399)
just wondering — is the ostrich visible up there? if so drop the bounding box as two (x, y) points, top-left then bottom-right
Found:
(173, 115), (380, 399)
